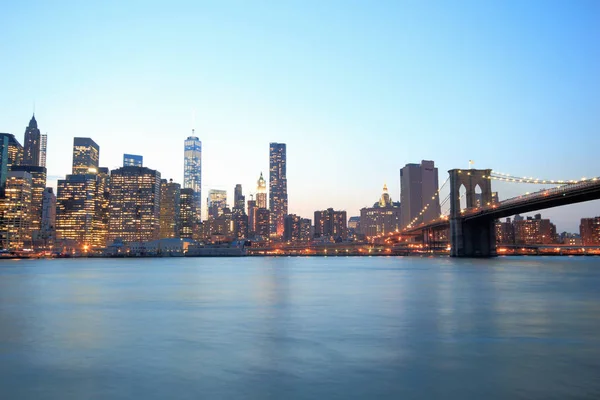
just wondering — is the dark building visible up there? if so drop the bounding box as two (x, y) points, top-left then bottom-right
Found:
(234, 213), (249, 240)
(255, 208), (271, 240)
(580, 217), (600, 246)
(159, 179), (181, 239)
(23, 115), (41, 167)
(247, 199), (257, 236)
(314, 208), (348, 241)
(269, 143), (287, 237)
(495, 218), (515, 244)
(284, 214), (312, 242)
(400, 160), (440, 229)
(179, 188), (196, 240)
(234, 184), (245, 211)
(72, 138), (100, 175)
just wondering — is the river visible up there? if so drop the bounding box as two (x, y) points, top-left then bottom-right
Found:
(0, 256), (599, 399)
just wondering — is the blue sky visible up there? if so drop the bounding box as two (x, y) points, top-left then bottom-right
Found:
(1, 0), (599, 232)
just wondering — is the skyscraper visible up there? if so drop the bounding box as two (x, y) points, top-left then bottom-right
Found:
(184, 131), (202, 221)
(40, 187), (56, 246)
(400, 160), (440, 229)
(40, 134), (47, 168)
(0, 134), (9, 187)
(160, 179), (181, 239)
(247, 198), (257, 236)
(234, 184), (245, 211)
(108, 166), (161, 243)
(72, 138), (100, 174)
(207, 189), (227, 219)
(0, 171), (32, 250)
(10, 165), (47, 234)
(256, 172), (267, 209)
(23, 115), (41, 166)
(56, 173), (100, 247)
(179, 188), (196, 240)
(269, 143), (287, 237)
(314, 208), (348, 240)
(123, 154), (143, 167)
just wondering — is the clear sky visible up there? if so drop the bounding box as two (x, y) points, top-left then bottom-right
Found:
(1, 0), (599, 232)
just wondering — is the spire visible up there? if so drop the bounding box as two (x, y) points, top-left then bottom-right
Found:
(28, 114), (38, 129)
(383, 183), (388, 193)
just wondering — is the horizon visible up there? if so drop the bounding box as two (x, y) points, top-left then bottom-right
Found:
(2, 1), (599, 232)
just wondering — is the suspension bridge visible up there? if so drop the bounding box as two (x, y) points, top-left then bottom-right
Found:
(396, 168), (600, 257)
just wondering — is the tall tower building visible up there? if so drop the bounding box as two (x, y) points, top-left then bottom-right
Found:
(269, 143), (288, 237)
(247, 198), (257, 235)
(0, 133), (24, 170)
(256, 172), (267, 209)
(10, 166), (47, 234)
(23, 115), (41, 166)
(0, 171), (33, 250)
(400, 160), (440, 228)
(108, 166), (161, 243)
(72, 138), (100, 174)
(179, 188), (196, 240)
(40, 187), (57, 245)
(184, 131), (202, 221)
(234, 184), (245, 211)
(40, 134), (47, 168)
(160, 179), (181, 239)
(207, 189), (227, 219)
(56, 174), (100, 247)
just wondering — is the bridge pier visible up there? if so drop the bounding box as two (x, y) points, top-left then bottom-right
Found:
(449, 168), (497, 258)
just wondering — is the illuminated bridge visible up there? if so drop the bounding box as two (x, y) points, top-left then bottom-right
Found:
(399, 169), (600, 258)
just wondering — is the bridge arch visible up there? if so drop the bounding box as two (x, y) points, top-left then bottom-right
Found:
(448, 169), (493, 218)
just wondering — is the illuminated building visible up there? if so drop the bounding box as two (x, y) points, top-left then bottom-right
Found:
(207, 189), (227, 219)
(234, 213), (248, 240)
(40, 187), (56, 246)
(108, 166), (161, 243)
(348, 216), (360, 231)
(513, 214), (556, 245)
(314, 208), (348, 241)
(160, 179), (181, 239)
(56, 174), (99, 246)
(123, 154), (143, 167)
(256, 172), (267, 208)
(269, 143), (287, 237)
(284, 214), (311, 242)
(495, 218), (515, 244)
(72, 137), (100, 174)
(10, 165), (46, 234)
(0, 171), (32, 250)
(210, 207), (234, 239)
(0, 133), (24, 171)
(359, 184), (401, 238)
(255, 208), (271, 240)
(400, 160), (440, 229)
(184, 131), (202, 221)
(247, 198), (257, 235)
(179, 188), (196, 240)
(580, 217), (600, 246)
(40, 134), (47, 168)
(94, 168), (111, 247)
(23, 115), (41, 166)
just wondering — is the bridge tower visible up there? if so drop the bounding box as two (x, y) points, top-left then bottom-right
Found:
(448, 169), (497, 257)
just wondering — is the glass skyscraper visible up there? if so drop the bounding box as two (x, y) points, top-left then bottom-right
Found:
(269, 143), (288, 237)
(184, 131), (202, 221)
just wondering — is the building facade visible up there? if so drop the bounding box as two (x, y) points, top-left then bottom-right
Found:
(400, 160), (440, 229)
(108, 166), (161, 243)
(23, 115), (41, 167)
(179, 188), (196, 240)
(256, 172), (267, 209)
(56, 174), (100, 247)
(72, 137), (100, 175)
(159, 179), (181, 239)
(314, 208), (348, 241)
(495, 218), (515, 244)
(513, 214), (557, 245)
(359, 184), (401, 238)
(207, 189), (227, 219)
(9, 165), (46, 234)
(284, 214), (312, 242)
(255, 208), (271, 240)
(0, 171), (32, 250)
(269, 143), (288, 237)
(40, 187), (57, 246)
(123, 154), (143, 167)
(184, 132), (202, 221)
(580, 217), (600, 246)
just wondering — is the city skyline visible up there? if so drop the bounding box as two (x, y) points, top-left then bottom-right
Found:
(1, 1), (599, 232)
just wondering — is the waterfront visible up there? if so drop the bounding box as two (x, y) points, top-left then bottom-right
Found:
(0, 257), (599, 399)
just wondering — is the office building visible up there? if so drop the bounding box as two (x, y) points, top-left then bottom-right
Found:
(284, 214), (312, 242)
(400, 160), (440, 228)
(0, 133), (24, 172)
(207, 189), (227, 219)
(0, 134), (9, 187)
(179, 188), (196, 240)
(359, 184), (401, 237)
(40, 134), (47, 168)
(72, 138), (100, 174)
(56, 174), (100, 247)
(269, 143), (287, 237)
(233, 212), (248, 240)
(184, 131), (202, 221)
(247, 199), (257, 236)
(256, 172), (267, 209)
(10, 165), (46, 234)
(513, 214), (556, 245)
(495, 218), (515, 244)
(123, 154), (143, 167)
(160, 179), (181, 239)
(580, 217), (600, 246)
(23, 115), (41, 166)
(108, 166), (161, 243)
(40, 187), (56, 246)
(314, 208), (348, 241)
(0, 171), (33, 250)
(255, 208), (271, 240)
(234, 184), (245, 212)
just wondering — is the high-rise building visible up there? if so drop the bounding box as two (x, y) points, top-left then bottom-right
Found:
(496, 218), (515, 245)
(0, 171), (33, 250)
(40, 187), (57, 246)
(10, 166), (47, 234)
(40, 134), (47, 168)
(400, 160), (440, 229)
(179, 188), (196, 240)
(56, 174), (100, 247)
(94, 168), (111, 247)
(580, 217), (600, 246)
(284, 214), (311, 242)
(108, 166), (161, 243)
(247, 198), (257, 236)
(269, 143), (287, 237)
(234, 184), (245, 211)
(0, 134), (9, 187)
(233, 213), (248, 240)
(255, 208), (271, 240)
(160, 179), (181, 239)
(207, 189), (227, 219)
(0, 133), (24, 172)
(184, 131), (202, 221)
(123, 154), (143, 167)
(256, 172), (267, 208)
(23, 115), (41, 166)
(314, 208), (348, 240)
(513, 214), (556, 245)
(359, 184), (401, 238)
(72, 138), (100, 175)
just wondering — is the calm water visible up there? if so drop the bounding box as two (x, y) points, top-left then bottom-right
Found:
(0, 256), (599, 399)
